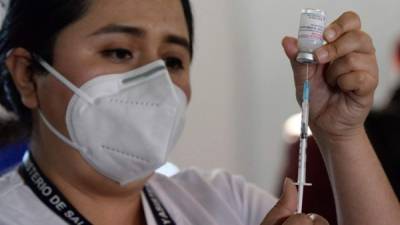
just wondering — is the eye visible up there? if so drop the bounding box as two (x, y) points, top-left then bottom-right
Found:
(164, 57), (184, 70)
(102, 48), (133, 63)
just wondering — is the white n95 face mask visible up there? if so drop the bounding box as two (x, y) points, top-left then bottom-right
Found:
(35, 57), (187, 185)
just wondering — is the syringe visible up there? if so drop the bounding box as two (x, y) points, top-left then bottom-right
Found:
(295, 64), (312, 214)
(295, 8), (326, 213)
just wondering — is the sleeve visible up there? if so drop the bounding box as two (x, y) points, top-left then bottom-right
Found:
(176, 168), (278, 225)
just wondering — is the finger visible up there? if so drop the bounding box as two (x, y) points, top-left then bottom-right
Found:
(308, 214), (330, 225)
(337, 71), (377, 96)
(262, 178), (298, 225)
(282, 36), (299, 60)
(324, 11), (362, 42)
(274, 178), (298, 215)
(315, 30), (375, 63)
(282, 214), (313, 225)
(325, 53), (377, 87)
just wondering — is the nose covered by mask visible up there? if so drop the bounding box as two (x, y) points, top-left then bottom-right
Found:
(36, 57), (187, 186)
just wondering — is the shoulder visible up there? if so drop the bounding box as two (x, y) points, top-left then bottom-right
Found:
(0, 167), (24, 199)
(0, 168), (64, 225)
(171, 168), (270, 197)
(151, 168), (277, 225)
(173, 168), (276, 206)
(0, 168), (31, 224)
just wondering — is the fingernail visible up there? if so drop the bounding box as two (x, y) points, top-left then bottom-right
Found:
(307, 213), (317, 221)
(325, 28), (336, 41)
(6, 49), (13, 57)
(281, 38), (286, 48)
(281, 177), (289, 197)
(315, 48), (329, 63)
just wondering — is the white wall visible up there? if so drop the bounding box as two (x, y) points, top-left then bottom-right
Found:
(170, 0), (400, 195)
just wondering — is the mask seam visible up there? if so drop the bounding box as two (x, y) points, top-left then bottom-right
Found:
(108, 98), (160, 108)
(101, 145), (151, 164)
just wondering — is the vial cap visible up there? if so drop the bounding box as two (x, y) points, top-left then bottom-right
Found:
(296, 52), (316, 64)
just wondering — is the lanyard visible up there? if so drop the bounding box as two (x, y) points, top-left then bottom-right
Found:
(19, 154), (176, 225)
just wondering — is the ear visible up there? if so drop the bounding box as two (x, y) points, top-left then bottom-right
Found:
(5, 47), (39, 109)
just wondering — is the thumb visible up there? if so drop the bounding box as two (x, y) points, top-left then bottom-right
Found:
(282, 36), (298, 61)
(282, 36), (322, 103)
(262, 178), (298, 225)
(281, 36), (310, 90)
(282, 36), (320, 78)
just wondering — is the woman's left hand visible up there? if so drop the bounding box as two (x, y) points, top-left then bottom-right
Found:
(282, 11), (378, 143)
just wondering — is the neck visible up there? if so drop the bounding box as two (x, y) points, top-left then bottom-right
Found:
(30, 120), (150, 225)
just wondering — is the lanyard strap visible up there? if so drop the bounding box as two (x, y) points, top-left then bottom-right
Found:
(18, 154), (92, 225)
(19, 154), (176, 225)
(142, 185), (177, 225)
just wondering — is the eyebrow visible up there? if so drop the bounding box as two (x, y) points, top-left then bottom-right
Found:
(89, 24), (192, 56)
(89, 24), (145, 37)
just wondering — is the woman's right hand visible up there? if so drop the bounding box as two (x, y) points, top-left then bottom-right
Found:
(261, 178), (329, 225)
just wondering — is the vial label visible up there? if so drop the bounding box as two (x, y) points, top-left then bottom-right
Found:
(297, 9), (327, 63)
(299, 14), (325, 42)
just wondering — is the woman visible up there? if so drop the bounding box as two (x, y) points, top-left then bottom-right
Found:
(0, 0), (398, 224)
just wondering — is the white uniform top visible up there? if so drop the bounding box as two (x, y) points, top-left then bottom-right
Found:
(0, 167), (277, 225)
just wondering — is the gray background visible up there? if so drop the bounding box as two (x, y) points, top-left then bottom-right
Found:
(170, 0), (400, 195)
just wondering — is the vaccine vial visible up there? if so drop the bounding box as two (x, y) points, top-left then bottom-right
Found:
(296, 9), (327, 64)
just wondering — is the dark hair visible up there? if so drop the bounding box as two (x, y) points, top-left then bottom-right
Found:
(0, 0), (194, 146)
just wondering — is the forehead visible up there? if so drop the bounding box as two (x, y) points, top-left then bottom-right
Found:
(69, 0), (189, 39)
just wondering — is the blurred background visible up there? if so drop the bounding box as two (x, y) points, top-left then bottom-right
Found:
(1, 0), (399, 207)
(170, 0), (400, 195)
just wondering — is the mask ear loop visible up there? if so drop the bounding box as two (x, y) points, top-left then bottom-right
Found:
(38, 110), (84, 152)
(29, 53), (89, 152)
(32, 54), (95, 105)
